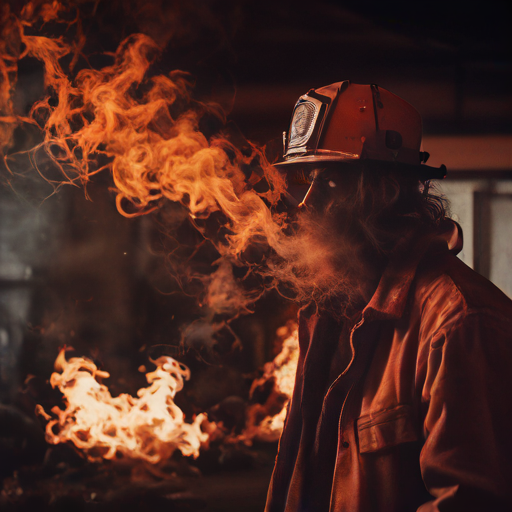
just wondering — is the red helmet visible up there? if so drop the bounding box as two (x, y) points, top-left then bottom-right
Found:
(274, 81), (446, 181)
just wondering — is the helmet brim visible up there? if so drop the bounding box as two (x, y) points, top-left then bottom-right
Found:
(273, 156), (447, 181)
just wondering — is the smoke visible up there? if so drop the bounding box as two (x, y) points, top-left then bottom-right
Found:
(203, 260), (260, 316)
(180, 260), (262, 354)
(0, 1), (366, 349)
(266, 206), (375, 318)
(2, 23), (285, 250)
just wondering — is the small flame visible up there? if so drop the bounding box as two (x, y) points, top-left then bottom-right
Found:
(241, 322), (299, 442)
(37, 349), (209, 463)
(270, 324), (300, 397)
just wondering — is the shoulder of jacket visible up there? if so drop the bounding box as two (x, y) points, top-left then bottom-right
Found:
(413, 252), (512, 323)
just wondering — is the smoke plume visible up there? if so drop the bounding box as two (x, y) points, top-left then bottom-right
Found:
(0, 1), (364, 341)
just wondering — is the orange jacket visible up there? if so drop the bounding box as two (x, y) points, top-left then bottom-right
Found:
(265, 222), (512, 512)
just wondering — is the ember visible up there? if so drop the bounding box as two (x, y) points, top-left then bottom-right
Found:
(36, 349), (209, 463)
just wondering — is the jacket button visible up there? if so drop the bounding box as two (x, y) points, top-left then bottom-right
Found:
(342, 441), (349, 448)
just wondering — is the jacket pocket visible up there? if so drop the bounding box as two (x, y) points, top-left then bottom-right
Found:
(357, 404), (418, 453)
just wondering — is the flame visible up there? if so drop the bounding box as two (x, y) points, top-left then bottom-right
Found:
(36, 349), (209, 463)
(269, 323), (300, 397)
(241, 322), (299, 442)
(2, 3), (350, 320)
(37, 323), (300, 463)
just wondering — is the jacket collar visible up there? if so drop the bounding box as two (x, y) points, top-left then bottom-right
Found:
(363, 220), (463, 322)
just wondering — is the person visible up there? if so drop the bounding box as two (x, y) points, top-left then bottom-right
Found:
(265, 81), (512, 512)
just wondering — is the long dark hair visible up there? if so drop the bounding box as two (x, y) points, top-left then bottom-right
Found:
(321, 161), (450, 258)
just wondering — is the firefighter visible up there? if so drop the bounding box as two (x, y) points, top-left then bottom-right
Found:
(265, 81), (512, 512)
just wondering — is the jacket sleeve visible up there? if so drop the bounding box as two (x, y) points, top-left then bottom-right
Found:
(418, 310), (512, 512)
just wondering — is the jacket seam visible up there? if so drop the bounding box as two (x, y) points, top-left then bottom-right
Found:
(420, 275), (467, 322)
(427, 308), (512, 354)
(357, 403), (411, 422)
(358, 413), (410, 431)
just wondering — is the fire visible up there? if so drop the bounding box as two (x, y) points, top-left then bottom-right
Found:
(2, 3), (341, 321)
(269, 323), (299, 397)
(36, 349), (209, 463)
(37, 323), (300, 463)
(241, 322), (299, 443)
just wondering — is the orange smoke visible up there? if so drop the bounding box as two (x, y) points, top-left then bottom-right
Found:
(2, 2), (355, 317)
(36, 348), (209, 463)
(1, 3), (287, 261)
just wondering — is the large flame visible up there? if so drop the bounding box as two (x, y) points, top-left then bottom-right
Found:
(1, 2), (300, 330)
(36, 349), (209, 463)
(36, 323), (300, 463)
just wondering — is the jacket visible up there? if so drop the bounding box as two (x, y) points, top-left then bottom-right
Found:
(265, 222), (512, 512)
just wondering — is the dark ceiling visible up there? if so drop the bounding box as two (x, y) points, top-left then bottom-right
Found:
(10, 0), (512, 144)
(225, 0), (512, 141)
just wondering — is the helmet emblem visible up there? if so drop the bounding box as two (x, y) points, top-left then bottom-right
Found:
(288, 100), (318, 149)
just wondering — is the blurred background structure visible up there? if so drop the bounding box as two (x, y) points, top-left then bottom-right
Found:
(0, 1), (510, 510)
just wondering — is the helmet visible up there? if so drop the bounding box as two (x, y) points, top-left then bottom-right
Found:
(274, 81), (446, 181)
